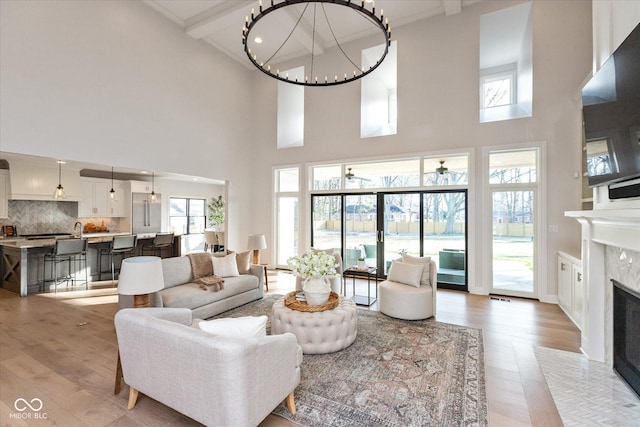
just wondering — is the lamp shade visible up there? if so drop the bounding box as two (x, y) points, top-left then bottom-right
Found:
(247, 234), (267, 251)
(117, 256), (164, 295)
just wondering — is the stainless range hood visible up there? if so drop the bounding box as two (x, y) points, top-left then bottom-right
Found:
(6, 157), (83, 201)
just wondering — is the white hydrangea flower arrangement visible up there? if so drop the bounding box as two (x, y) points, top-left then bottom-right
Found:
(287, 251), (338, 279)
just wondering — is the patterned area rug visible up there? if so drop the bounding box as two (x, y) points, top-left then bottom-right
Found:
(214, 295), (487, 426)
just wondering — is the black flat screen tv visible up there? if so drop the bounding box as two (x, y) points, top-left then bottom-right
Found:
(582, 23), (640, 188)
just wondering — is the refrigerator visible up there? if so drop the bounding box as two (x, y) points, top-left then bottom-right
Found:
(132, 192), (162, 234)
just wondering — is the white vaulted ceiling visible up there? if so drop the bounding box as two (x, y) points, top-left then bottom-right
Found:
(142, 0), (481, 69)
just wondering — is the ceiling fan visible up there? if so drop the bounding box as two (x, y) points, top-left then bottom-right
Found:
(345, 168), (371, 182)
(436, 160), (449, 175)
(345, 168), (355, 180)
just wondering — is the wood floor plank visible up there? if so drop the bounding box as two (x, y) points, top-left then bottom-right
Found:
(0, 273), (582, 427)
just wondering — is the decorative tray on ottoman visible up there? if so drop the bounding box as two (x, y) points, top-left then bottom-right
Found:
(284, 291), (339, 312)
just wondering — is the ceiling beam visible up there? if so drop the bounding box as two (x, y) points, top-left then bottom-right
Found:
(185, 0), (254, 40)
(443, 0), (462, 16)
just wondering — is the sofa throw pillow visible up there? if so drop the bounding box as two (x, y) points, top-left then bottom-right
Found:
(211, 252), (240, 277)
(387, 260), (424, 288)
(235, 250), (252, 274)
(199, 315), (267, 338)
(401, 253), (431, 286)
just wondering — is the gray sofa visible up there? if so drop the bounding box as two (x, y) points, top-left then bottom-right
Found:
(119, 255), (264, 319)
(115, 307), (301, 426)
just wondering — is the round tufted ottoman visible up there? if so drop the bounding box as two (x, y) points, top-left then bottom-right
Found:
(271, 296), (357, 354)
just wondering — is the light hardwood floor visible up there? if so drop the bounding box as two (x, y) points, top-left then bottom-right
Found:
(0, 270), (580, 426)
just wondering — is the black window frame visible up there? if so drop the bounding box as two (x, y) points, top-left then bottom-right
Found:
(169, 197), (206, 235)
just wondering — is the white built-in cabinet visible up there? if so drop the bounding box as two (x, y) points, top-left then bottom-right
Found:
(79, 179), (108, 217)
(108, 180), (128, 217)
(558, 251), (583, 329)
(0, 171), (8, 218)
(130, 180), (161, 195)
(79, 178), (128, 217)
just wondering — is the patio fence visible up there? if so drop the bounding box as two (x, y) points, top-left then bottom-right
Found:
(315, 220), (532, 238)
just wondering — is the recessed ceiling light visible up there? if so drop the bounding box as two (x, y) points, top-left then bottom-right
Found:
(254, 36), (262, 44)
(140, 171), (149, 174)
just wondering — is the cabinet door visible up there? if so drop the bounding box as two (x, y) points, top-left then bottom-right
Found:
(0, 173), (7, 218)
(78, 181), (95, 217)
(571, 264), (583, 329)
(107, 181), (128, 217)
(557, 256), (572, 313)
(93, 181), (109, 216)
(79, 180), (109, 217)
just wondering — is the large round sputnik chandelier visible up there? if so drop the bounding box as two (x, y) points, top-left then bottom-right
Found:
(242, 0), (391, 87)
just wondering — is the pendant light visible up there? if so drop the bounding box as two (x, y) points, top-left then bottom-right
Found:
(149, 172), (157, 203)
(53, 160), (66, 199)
(109, 167), (118, 202)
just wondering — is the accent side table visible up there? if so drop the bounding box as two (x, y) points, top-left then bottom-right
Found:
(342, 266), (377, 306)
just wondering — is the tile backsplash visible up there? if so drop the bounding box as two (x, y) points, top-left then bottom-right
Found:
(4, 200), (120, 235)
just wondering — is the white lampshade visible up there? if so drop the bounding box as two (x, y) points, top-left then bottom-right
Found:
(117, 256), (164, 295)
(247, 234), (267, 251)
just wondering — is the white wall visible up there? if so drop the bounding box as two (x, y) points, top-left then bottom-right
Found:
(249, 0), (592, 300)
(0, 0), (254, 250)
(0, 0), (595, 300)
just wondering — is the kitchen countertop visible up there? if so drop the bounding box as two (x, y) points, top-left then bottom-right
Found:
(0, 232), (131, 249)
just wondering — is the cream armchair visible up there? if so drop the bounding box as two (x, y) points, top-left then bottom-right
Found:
(294, 249), (344, 294)
(378, 258), (437, 320)
(114, 307), (301, 427)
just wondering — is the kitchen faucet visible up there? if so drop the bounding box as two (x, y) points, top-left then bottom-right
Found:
(74, 221), (83, 238)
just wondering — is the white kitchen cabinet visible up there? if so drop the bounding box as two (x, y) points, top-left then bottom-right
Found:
(79, 178), (130, 217)
(557, 251), (583, 329)
(0, 171), (8, 218)
(106, 180), (128, 217)
(79, 179), (109, 217)
(130, 180), (162, 195)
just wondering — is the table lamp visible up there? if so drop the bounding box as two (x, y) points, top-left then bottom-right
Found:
(117, 256), (164, 308)
(247, 234), (267, 264)
(114, 256), (164, 395)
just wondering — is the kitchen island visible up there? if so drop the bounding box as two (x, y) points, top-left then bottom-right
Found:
(1, 233), (183, 296)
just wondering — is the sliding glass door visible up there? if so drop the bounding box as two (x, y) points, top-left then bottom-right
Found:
(311, 195), (342, 253)
(344, 194), (377, 269)
(423, 191), (467, 290)
(381, 193), (420, 275)
(311, 190), (467, 291)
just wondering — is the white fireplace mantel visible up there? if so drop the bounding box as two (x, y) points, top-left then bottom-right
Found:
(565, 208), (640, 364)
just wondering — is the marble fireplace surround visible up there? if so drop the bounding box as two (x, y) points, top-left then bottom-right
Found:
(566, 208), (640, 366)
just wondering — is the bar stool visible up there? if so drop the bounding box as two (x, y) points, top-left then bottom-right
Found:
(99, 235), (137, 283)
(141, 232), (174, 258)
(43, 238), (88, 294)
